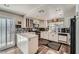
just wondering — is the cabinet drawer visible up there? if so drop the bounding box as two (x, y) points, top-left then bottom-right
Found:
(54, 34), (58, 42)
(59, 35), (67, 41)
(41, 32), (48, 39)
(49, 34), (54, 41)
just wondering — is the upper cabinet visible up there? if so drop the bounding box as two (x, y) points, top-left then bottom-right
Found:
(33, 19), (48, 28)
(39, 20), (48, 28)
(33, 19), (39, 24)
(48, 18), (64, 27)
(26, 18), (33, 28)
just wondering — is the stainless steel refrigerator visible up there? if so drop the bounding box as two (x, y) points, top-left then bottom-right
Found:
(70, 16), (76, 54)
(0, 17), (15, 50)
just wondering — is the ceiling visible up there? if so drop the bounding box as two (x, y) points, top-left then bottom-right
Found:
(0, 4), (76, 20)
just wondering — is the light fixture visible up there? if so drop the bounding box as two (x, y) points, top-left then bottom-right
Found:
(38, 10), (45, 13)
(4, 4), (10, 7)
(56, 8), (64, 18)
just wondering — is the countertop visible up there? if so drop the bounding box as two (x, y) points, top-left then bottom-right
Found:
(58, 32), (70, 34)
(17, 32), (38, 39)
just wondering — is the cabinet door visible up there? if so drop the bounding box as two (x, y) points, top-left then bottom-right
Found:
(49, 33), (54, 41)
(20, 36), (28, 54)
(49, 33), (58, 42)
(54, 34), (58, 42)
(44, 32), (48, 39)
(17, 35), (21, 48)
(59, 35), (67, 42)
(29, 36), (38, 54)
(41, 32), (45, 39)
(41, 32), (49, 39)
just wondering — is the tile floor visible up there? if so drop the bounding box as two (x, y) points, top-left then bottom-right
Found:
(0, 39), (70, 54)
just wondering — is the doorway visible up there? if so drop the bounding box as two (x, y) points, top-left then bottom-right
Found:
(0, 17), (15, 51)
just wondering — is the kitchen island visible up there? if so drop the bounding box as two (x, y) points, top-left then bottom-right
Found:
(16, 32), (38, 54)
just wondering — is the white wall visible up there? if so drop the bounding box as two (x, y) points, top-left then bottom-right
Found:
(63, 17), (71, 28)
(0, 11), (23, 27)
(63, 6), (76, 28)
(76, 4), (79, 54)
(76, 16), (79, 54)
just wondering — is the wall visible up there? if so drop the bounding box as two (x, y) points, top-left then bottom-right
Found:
(63, 6), (76, 28)
(0, 11), (23, 27)
(63, 17), (71, 28)
(76, 4), (79, 54)
(76, 16), (79, 54)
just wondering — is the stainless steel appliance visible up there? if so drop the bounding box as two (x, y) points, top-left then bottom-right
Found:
(60, 28), (69, 33)
(70, 16), (76, 54)
(0, 17), (15, 50)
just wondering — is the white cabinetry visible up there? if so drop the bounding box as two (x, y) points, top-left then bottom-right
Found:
(48, 33), (54, 41)
(29, 37), (38, 53)
(40, 31), (58, 42)
(53, 34), (58, 42)
(59, 35), (67, 42)
(17, 33), (38, 54)
(49, 33), (58, 42)
(39, 20), (48, 28)
(58, 33), (70, 45)
(33, 20), (48, 28)
(40, 31), (70, 44)
(41, 31), (49, 39)
(33, 19), (39, 24)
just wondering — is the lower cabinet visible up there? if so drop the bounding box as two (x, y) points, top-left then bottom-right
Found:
(41, 31), (58, 42)
(59, 35), (67, 42)
(40, 31), (69, 45)
(49, 33), (58, 42)
(58, 35), (70, 45)
(17, 34), (38, 54)
(28, 37), (38, 54)
(40, 31), (49, 39)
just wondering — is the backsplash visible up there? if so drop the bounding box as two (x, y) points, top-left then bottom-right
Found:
(16, 28), (49, 33)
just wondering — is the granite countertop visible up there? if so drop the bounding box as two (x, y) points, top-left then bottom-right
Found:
(17, 32), (38, 39)
(58, 32), (70, 37)
(58, 32), (70, 35)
